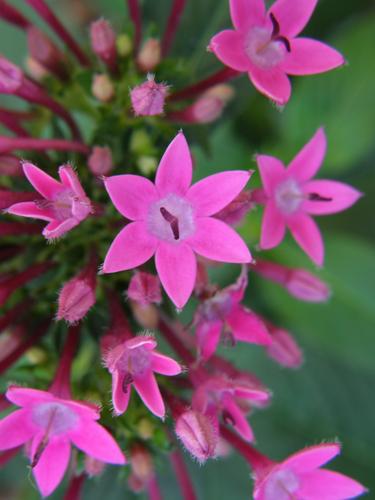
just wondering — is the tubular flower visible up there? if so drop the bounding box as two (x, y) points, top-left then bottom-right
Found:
(209, 0), (345, 105)
(0, 385), (125, 497)
(7, 162), (93, 240)
(102, 132), (252, 308)
(257, 128), (362, 265)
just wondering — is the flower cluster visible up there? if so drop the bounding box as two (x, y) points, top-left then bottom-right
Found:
(0, 0), (366, 498)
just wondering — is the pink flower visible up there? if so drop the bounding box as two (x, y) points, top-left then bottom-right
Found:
(103, 335), (182, 418)
(102, 132), (252, 308)
(7, 162), (93, 240)
(257, 129), (362, 265)
(209, 0), (345, 105)
(130, 74), (168, 116)
(253, 443), (367, 499)
(0, 385), (125, 497)
(265, 324), (303, 369)
(127, 272), (162, 306)
(194, 268), (271, 360)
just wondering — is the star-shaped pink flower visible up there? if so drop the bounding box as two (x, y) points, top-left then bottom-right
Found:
(209, 0), (345, 105)
(0, 386), (125, 497)
(102, 132), (252, 308)
(257, 128), (362, 265)
(7, 162), (92, 240)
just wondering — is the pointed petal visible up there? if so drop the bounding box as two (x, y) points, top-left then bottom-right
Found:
(222, 395), (254, 442)
(102, 222), (157, 273)
(6, 386), (52, 407)
(302, 180), (362, 215)
(42, 217), (79, 240)
(6, 201), (54, 221)
(298, 469), (367, 499)
(187, 170), (252, 216)
(230, 0), (266, 31)
(283, 38), (345, 75)
(59, 164), (86, 198)
(227, 306), (272, 345)
(270, 0), (318, 37)
(155, 132), (193, 197)
(32, 438), (70, 497)
(151, 351), (182, 376)
(22, 162), (62, 199)
(256, 155), (286, 196)
(196, 321), (222, 361)
(189, 217), (251, 263)
(284, 444), (341, 473)
(69, 421), (125, 464)
(0, 410), (35, 450)
(260, 201), (286, 249)
(155, 242), (196, 308)
(249, 67), (291, 105)
(133, 371), (165, 418)
(288, 213), (324, 266)
(209, 30), (250, 72)
(287, 128), (327, 182)
(112, 370), (131, 416)
(104, 174), (158, 220)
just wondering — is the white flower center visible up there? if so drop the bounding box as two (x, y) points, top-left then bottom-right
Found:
(275, 178), (303, 215)
(148, 194), (195, 243)
(32, 402), (78, 436)
(117, 345), (152, 378)
(264, 468), (300, 500)
(245, 27), (286, 69)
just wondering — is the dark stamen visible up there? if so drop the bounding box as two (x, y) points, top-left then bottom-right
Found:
(160, 207), (180, 240)
(269, 13), (280, 37)
(31, 436), (49, 468)
(308, 193), (332, 202)
(275, 36), (291, 52)
(122, 372), (134, 393)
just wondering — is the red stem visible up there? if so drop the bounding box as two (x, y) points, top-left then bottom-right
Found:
(158, 313), (195, 365)
(50, 325), (81, 399)
(63, 474), (85, 500)
(0, 299), (32, 333)
(0, 137), (90, 155)
(127, 0), (142, 54)
(0, 108), (29, 136)
(161, 0), (187, 57)
(170, 450), (197, 500)
(0, 447), (20, 466)
(147, 475), (163, 500)
(0, 1), (31, 29)
(0, 221), (41, 236)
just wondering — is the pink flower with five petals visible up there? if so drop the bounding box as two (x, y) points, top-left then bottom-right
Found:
(257, 128), (362, 265)
(209, 0), (345, 105)
(102, 132), (252, 308)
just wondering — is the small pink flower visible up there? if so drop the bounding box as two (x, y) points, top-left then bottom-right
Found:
(127, 272), (162, 306)
(102, 132), (252, 308)
(0, 386), (125, 497)
(103, 335), (182, 418)
(254, 443), (367, 499)
(7, 162), (93, 240)
(209, 0), (345, 105)
(257, 129), (362, 265)
(130, 74), (168, 116)
(265, 325), (303, 369)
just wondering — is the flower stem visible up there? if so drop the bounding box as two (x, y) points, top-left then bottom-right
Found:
(0, 137), (90, 155)
(0, 1), (31, 29)
(170, 450), (197, 500)
(161, 0), (187, 58)
(158, 313), (195, 365)
(63, 474), (85, 500)
(50, 325), (81, 399)
(127, 0), (142, 54)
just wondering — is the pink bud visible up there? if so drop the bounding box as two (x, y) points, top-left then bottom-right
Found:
(128, 272), (162, 306)
(130, 445), (154, 485)
(286, 269), (331, 302)
(90, 19), (117, 71)
(215, 190), (253, 226)
(175, 410), (218, 463)
(265, 327), (303, 369)
(130, 75), (168, 117)
(137, 38), (161, 72)
(85, 456), (106, 477)
(27, 27), (67, 79)
(92, 74), (114, 102)
(0, 155), (23, 176)
(88, 146), (113, 176)
(0, 56), (23, 93)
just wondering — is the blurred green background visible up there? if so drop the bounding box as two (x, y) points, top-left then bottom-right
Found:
(1, 0), (375, 498)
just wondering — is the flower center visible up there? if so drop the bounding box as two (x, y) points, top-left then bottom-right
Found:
(118, 345), (152, 378)
(201, 292), (233, 322)
(148, 194), (195, 243)
(264, 468), (300, 500)
(275, 178), (303, 215)
(32, 402), (78, 435)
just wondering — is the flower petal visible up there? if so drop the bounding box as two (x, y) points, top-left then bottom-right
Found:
(288, 213), (324, 266)
(302, 180), (362, 215)
(249, 66), (291, 105)
(189, 217), (251, 263)
(196, 320), (223, 361)
(59, 164), (86, 198)
(104, 174), (158, 220)
(226, 306), (272, 345)
(222, 395), (254, 442)
(102, 222), (157, 274)
(269, 0), (318, 37)
(42, 217), (79, 240)
(155, 132), (193, 197)
(229, 0), (266, 31)
(112, 370), (131, 416)
(283, 38), (345, 75)
(22, 162), (62, 199)
(6, 386), (52, 407)
(151, 351), (182, 376)
(6, 201), (54, 221)
(32, 437), (70, 497)
(133, 371), (165, 418)
(256, 154), (286, 196)
(0, 410), (35, 450)
(209, 30), (250, 72)
(298, 469), (367, 499)
(155, 242), (196, 309)
(284, 443), (341, 473)
(260, 201), (286, 249)
(69, 420), (126, 464)
(187, 170), (252, 216)
(287, 128), (327, 183)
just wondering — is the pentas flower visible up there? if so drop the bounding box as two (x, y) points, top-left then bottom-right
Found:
(194, 268), (271, 360)
(102, 132), (252, 308)
(7, 162), (93, 240)
(209, 0), (345, 105)
(103, 335), (182, 418)
(253, 443), (367, 499)
(257, 128), (362, 265)
(0, 386), (125, 497)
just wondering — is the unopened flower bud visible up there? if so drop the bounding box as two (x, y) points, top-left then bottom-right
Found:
(130, 301), (159, 330)
(88, 146), (113, 176)
(92, 74), (114, 102)
(130, 445), (154, 484)
(25, 57), (50, 81)
(27, 27), (67, 79)
(0, 155), (22, 176)
(175, 410), (218, 463)
(137, 418), (155, 440)
(90, 19), (117, 71)
(206, 84), (235, 102)
(0, 56), (23, 93)
(265, 327), (303, 369)
(286, 269), (331, 302)
(137, 38), (161, 72)
(117, 34), (133, 57)
(130, 129), (153, 155)
(128, 272), (162, 306)
(215, 190), (253, 226)
(137, 156), (158, 176)
(130, 74), (168, 117)
(85, 456), (106, 477)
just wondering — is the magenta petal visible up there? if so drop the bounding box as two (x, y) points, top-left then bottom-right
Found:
(187, 170), (251, 216)
(270, 0), (318, 37)
(102, 222), (157, 274)
(104, 174), (158, 220)
(288, 128), (327, 183)
(155, 242), (196, 309)
(6, 386), (52, 407)
(6, 201), (54, 221)
(209, 30), (250, 72)
(249, 66), (291, 105)
(298, 469), (367, 499)
(260, 201), (286, 249)
(32, 438), (70, 497)
(151, 351), (182, 376)
(196, 321), (222, 361)
(222, 395), (254, 442)
(42, 218), (79, 240)
(0, 410), (35, 450)
(59, 165), (86, 198)
(155, 132), (193, 197)
(284, 443), (341, 473)
(288, 213), (324, 266)
(189, 217), (251, 263)
(133, 371), (165, 418)
(302, 180), (363, 215)
(112, 371), (131, 416)
(227, 305), (272, 345)
(22, 162), (62, 199)
(283, 38), (345, 75)
(229, 0), (266, 31)
(256, 154), (286, 196)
